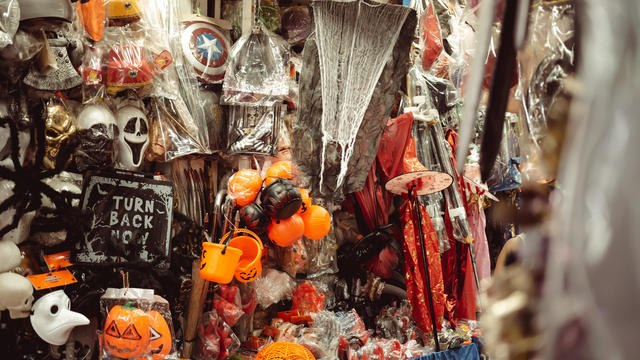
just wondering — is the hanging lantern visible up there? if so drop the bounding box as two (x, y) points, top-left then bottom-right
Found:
(265, 160), (294, 185)
(297, 188), (311, 215)
(228, 169), (263, 207)
(239, 203), (270, 234)
(301, 205), (331, 240)
(268, 214), (304, 247)
(261, 178), (302, 220)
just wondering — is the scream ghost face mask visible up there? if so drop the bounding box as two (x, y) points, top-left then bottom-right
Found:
(30, 290), (90, 345)
(116, 106), (149, 169)
(75, 104), (119, 171)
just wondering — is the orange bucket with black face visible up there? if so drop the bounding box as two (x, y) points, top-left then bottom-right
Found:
(200, 234), (243, 284)
(227, 229), (264, 282)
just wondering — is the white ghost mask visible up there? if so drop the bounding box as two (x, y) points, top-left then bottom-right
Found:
(30, 290), (90, 345)
(116, 106), (149, 169)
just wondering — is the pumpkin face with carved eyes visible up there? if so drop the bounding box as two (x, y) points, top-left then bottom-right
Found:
(144, 310), (172, 359)
(103, 304), (150, 358)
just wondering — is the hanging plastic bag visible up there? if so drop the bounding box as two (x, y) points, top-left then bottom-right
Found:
(227, 104), (283, 156)
(222, 24), (290, 106)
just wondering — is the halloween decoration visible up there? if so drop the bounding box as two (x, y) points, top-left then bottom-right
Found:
(200, 232), (244, 284)
(0, 240), (20, 273)
(115, 105), (149, 170)
(222, 24), (289, 106)
(281, 6), (311, 47)
(297, 188), (311, 215)
(227, 229), (264, 282)
(265, 160), (294, 185)
(0, 0), (19, 49)
(19, 0), (73, 22)
(105, 45), (172, 95)
(0, 272), (34, 319)
(30, 290), (90, 345)
(301, 205), (331, 240)
(181, 19), (231, 85)
(311, 0), (411, 192)
(103, 304), (150, 358)
(255, 342), (316, 360)
(43, 101), (76, 170)
(75, 0), (106, 42)
(107, 0), (141, 26)
(75, 104), (118, 171)
(227, 104), (282, 156)
(23, 35), (83, 91)
(145, 310), (172, 358)
(239, 203), (270, 234)
(228, 169), (262, 207)
(268, 214), (304, 247)
(261, 178), (302, 220)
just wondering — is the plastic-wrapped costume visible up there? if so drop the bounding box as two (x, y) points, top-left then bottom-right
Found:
(291, 1), (416, 204)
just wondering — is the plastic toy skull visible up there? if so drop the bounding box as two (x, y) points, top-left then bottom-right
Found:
(75, 104), (119, 171)
(44, 103), (76, 169)
(30, 290), (90, 345)
(0, 272), (34, 319)
(116, 106), (148, 169)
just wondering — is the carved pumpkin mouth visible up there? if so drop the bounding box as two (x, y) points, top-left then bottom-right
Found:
(105, 339), (139, 354)
(150, 343), (164, 354)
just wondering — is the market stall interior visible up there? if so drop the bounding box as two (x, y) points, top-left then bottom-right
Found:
(1, 0), (634, 359)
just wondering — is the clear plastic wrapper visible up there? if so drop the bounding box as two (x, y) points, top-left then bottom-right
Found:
(251, 268), (296, 309)
(486, 112), (522, 192)
(281, 6), (311, 47)
(74, 102), (118, 172)
(196, 311), (241, 360)
(227, 104), (283, 156)
(99, 288), (177, 359)
(222, 24), (290, 106)
(213, 294), (244, 327)
(0, 0), (20, 49)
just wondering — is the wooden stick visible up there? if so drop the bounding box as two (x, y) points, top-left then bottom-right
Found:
(183, 260), (208, 358)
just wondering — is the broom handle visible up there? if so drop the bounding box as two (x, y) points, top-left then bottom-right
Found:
(183, 260), (209, 358)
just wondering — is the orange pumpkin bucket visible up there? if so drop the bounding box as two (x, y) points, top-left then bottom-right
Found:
(227, 229), (264, 283)
(200, 234), (243, 284)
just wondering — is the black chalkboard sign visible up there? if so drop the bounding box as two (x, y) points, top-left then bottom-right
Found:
(75, 171), (174, 269)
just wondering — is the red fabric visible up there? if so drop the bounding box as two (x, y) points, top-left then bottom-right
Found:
(421, 0), (443, 72)
(401, 199), (445, 333)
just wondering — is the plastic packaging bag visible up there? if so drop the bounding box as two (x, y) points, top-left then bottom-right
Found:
(227, 104), (283, 156)
(222, 24), (290, 106)
(0, 0), (20, 49)
(196, 311), (240, 360)
(251, 268), (296, 308)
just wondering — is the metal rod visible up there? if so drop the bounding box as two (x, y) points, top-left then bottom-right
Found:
(409, 186), (440, 352)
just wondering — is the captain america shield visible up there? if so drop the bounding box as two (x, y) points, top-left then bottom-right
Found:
(181, 21), (231, 84)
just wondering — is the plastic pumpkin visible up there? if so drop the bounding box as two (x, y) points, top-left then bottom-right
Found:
(228, 169), (263, 207)
(297, 188), (311, 215)
(301, 205), (331, 240)
(103, 304), (150, 358)
(261, 179), (302, 220)
(144, 310), (172, 359)
(239, 203), (270, 234)
(268, 214), (304, 247)
(265, 161), (294, 185)
(255, 342), (316, 360)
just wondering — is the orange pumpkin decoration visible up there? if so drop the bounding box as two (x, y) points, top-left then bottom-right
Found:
(297, 188), (312, 215)
(143, 310), (172, 359)
(103, 304), (150, 358)
(265, 161), (294, 185)
(228, 169), (263, 207)
(301, 205), (331, 240)
(255, 342), (316, 360)
(268, 214), (304, 247)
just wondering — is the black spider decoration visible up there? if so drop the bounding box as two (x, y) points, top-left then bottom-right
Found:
(0, 92), (81, 239)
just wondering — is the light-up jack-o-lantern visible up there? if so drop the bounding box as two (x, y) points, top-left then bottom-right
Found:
(116, 106), (149, 170)
(143, 310), (172, 359)
(103, 304), (150, 358)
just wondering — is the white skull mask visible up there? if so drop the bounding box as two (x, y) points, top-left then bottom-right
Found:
(116, 106), (149, 169)
(30, 290), (90, 345)
(0, 240), (21, 273)
(0, 272), (34, 319)
(76, 104), (119, 170)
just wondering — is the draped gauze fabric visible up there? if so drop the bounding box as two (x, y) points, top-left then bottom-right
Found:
(291, 1), (416, 205)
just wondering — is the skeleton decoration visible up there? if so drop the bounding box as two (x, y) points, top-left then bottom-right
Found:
(0, 272), (34, 319)
(30, 290), (90, 345)
(116, 105), (149, 169)
(0, 240), (21, 273)
(43, 102), (76, 170)
(75, 104), (119, 172)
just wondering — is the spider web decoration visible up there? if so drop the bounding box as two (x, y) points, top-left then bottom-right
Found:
(313, 0), (411, 193)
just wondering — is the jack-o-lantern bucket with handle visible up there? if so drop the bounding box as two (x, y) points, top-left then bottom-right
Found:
(200, 233), (243, 284)
(227, 229), (264, 282)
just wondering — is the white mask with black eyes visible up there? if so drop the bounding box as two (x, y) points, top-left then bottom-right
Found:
(116, 106), (149, 169)
(30, 290), (90, 345)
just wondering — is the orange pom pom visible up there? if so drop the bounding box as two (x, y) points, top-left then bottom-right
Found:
(255, 342), (315, 360)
